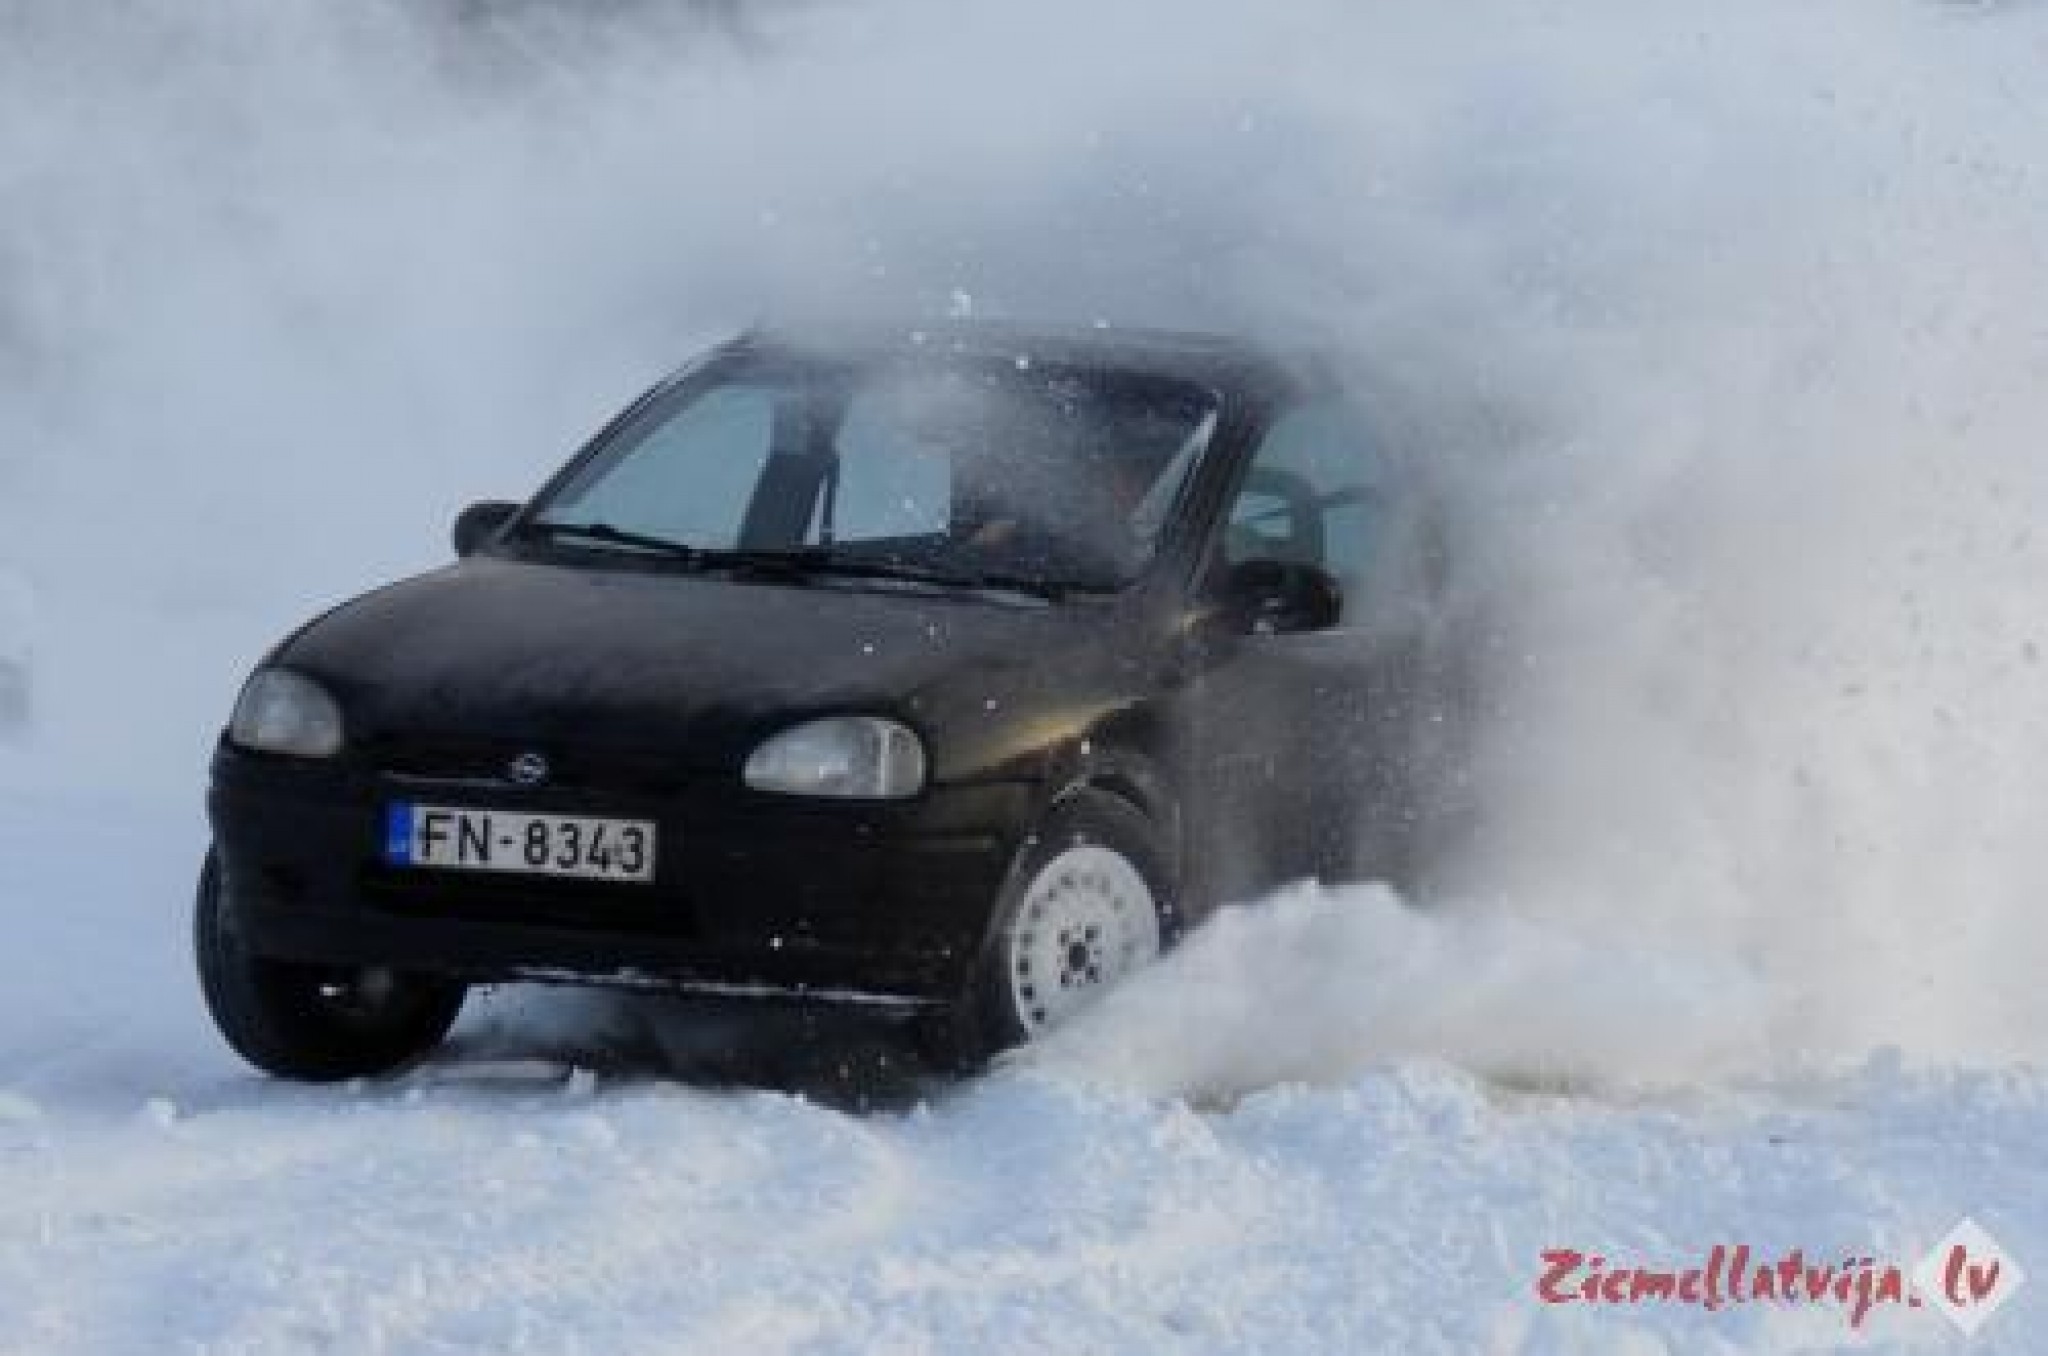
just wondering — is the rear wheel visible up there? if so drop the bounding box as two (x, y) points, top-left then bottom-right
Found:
(194, 849), (466, 1081)
(954, 789), (1173, 1061)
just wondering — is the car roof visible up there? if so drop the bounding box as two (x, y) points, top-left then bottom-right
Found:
(728, 320), (1312, 401)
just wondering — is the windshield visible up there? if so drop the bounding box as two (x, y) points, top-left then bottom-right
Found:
(528, 353), (1221, 590)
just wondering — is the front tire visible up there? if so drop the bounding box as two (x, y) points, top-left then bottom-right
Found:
(956, 789), (1175, 1061)
(194, 850), (466, 1081)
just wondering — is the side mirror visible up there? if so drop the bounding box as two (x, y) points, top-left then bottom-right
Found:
(452, 500), (519, 558)
(1218, 558), (1343, 635)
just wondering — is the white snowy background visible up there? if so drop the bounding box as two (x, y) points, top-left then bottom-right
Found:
(1, 1), (2045, 1351)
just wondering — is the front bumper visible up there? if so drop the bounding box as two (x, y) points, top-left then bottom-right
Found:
(207, 742), (1031, 1004)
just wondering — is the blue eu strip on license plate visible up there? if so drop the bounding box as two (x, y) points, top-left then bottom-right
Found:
(385, 803), (416, 865)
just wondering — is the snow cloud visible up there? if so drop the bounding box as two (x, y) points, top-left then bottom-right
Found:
(3, 0), (2044, 1089)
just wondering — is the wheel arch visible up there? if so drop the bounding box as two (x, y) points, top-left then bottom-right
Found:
(1038, 707), (1183, 869)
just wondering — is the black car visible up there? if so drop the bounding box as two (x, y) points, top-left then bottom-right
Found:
(198, 324), (1448, 1080)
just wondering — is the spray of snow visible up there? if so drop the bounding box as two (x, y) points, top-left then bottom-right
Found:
(2, 0), (2045, 1095)
(1016, 884), (1776, 1101)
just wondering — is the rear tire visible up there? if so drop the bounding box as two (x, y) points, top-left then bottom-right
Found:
(194, 849), (466, 1081)
(947, 789), (1175, 1065)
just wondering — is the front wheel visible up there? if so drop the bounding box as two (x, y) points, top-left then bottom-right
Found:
(955, 789), (1175, 1061)
(194, 850), (466, 1081)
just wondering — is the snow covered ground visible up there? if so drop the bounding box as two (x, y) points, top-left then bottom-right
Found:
(4, 0), (2047, 1350)
(0, 789), (2042, 1354)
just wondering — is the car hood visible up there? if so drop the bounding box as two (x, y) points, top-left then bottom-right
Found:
(279, 554), (1149, 779)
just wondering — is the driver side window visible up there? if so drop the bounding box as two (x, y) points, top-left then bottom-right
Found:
(1225, 399), (1389, 622)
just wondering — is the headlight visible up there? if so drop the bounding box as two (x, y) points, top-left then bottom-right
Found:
(744, 716), (926, 799)
(228, 668), (344, 758)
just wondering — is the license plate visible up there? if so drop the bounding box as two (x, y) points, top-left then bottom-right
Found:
(383, 804), (656, 883)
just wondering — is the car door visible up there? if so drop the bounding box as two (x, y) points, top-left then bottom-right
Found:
(1181, 394), (1433, 901)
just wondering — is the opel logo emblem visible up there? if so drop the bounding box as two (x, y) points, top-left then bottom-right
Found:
(507, 751), (550, 786)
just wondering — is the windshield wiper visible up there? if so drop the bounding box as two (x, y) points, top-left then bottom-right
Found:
(520, 522), (829, 581)
(519, 519), (707, 562)
(520, 525), (1094, 600)
(718, 548), (1094, 602)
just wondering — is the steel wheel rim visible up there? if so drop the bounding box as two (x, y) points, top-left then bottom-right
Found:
(1006, 842), (1160, 1038)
